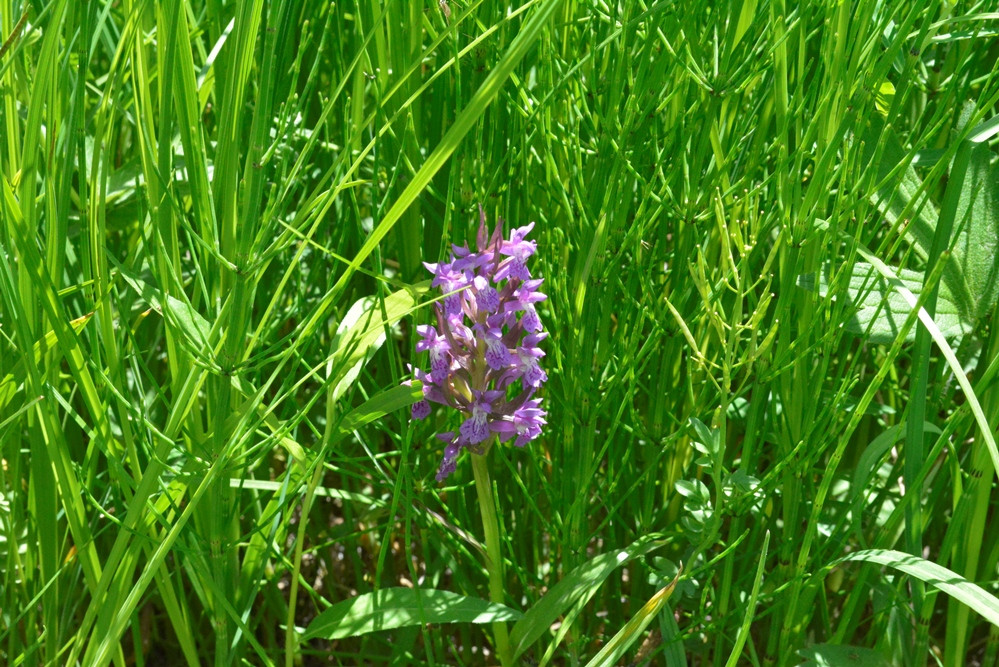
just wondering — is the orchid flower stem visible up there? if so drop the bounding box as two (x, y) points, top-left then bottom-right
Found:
(471, 448), (512, 667)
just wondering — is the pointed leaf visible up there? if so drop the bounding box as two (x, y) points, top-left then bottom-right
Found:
(327, 284), (426, 402)
(115, 260), (212, 350)
(689, 417), (719, 456)
(330, 382), (425, 445)
(582, 572), (680, 667)
(303, 588), (522, 641)
(510, 537), (665, 660)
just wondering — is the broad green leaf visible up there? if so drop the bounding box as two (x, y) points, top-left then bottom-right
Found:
(509, 536), (665, 660)
(303, 588), (522, 641)
(689, 417), (719, 456)
(841, 549), (999, 627)
(861, 116), (999, 327)
(860, 119), (938, 262)
(582, 572), (679, 667)
(950, 138), (999, 321)
(327, 284), (426, 402)
(797, 262), (971, 343)
(798, 644), (892, 667)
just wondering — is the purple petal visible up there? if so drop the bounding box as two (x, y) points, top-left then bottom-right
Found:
(411, 400), (431, 420)
(522, 359), (547, 389)
(484, 335), (511, 370)
(430, 352), (450, 384)
(473, 276), (500, 313)
(460, 410), (491, 444)
(521, 304), (542, 333)
(435, 437), (463, 482)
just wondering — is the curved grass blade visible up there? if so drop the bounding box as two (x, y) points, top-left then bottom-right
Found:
(841, 549), (999, 627)
(849, 239), (999, 477)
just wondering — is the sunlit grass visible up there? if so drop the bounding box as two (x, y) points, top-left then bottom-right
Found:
(1, 1), (999, 666)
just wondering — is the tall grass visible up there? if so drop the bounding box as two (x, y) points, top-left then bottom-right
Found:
(1, 0), (999, 665)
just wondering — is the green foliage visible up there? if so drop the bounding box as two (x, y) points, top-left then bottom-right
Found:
(1, 0), (999, 666)
(799, 644), (893, 667)
(508, 536), (666, 660)
(303, 588), (523, 641)
(582, 572), (679, 667)
(797, 262), (971, 342)
(841, 549), (999, 628)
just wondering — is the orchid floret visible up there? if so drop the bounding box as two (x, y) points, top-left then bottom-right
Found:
(406, 207), (549, 481)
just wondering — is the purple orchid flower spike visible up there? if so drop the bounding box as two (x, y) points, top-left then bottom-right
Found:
(406, 207), (549, 481)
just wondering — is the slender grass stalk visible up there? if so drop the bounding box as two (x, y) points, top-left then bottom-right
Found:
(472, 449), (512, 667)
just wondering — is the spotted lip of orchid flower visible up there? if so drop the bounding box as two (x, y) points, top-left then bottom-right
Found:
(406, 206), (548, 481)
